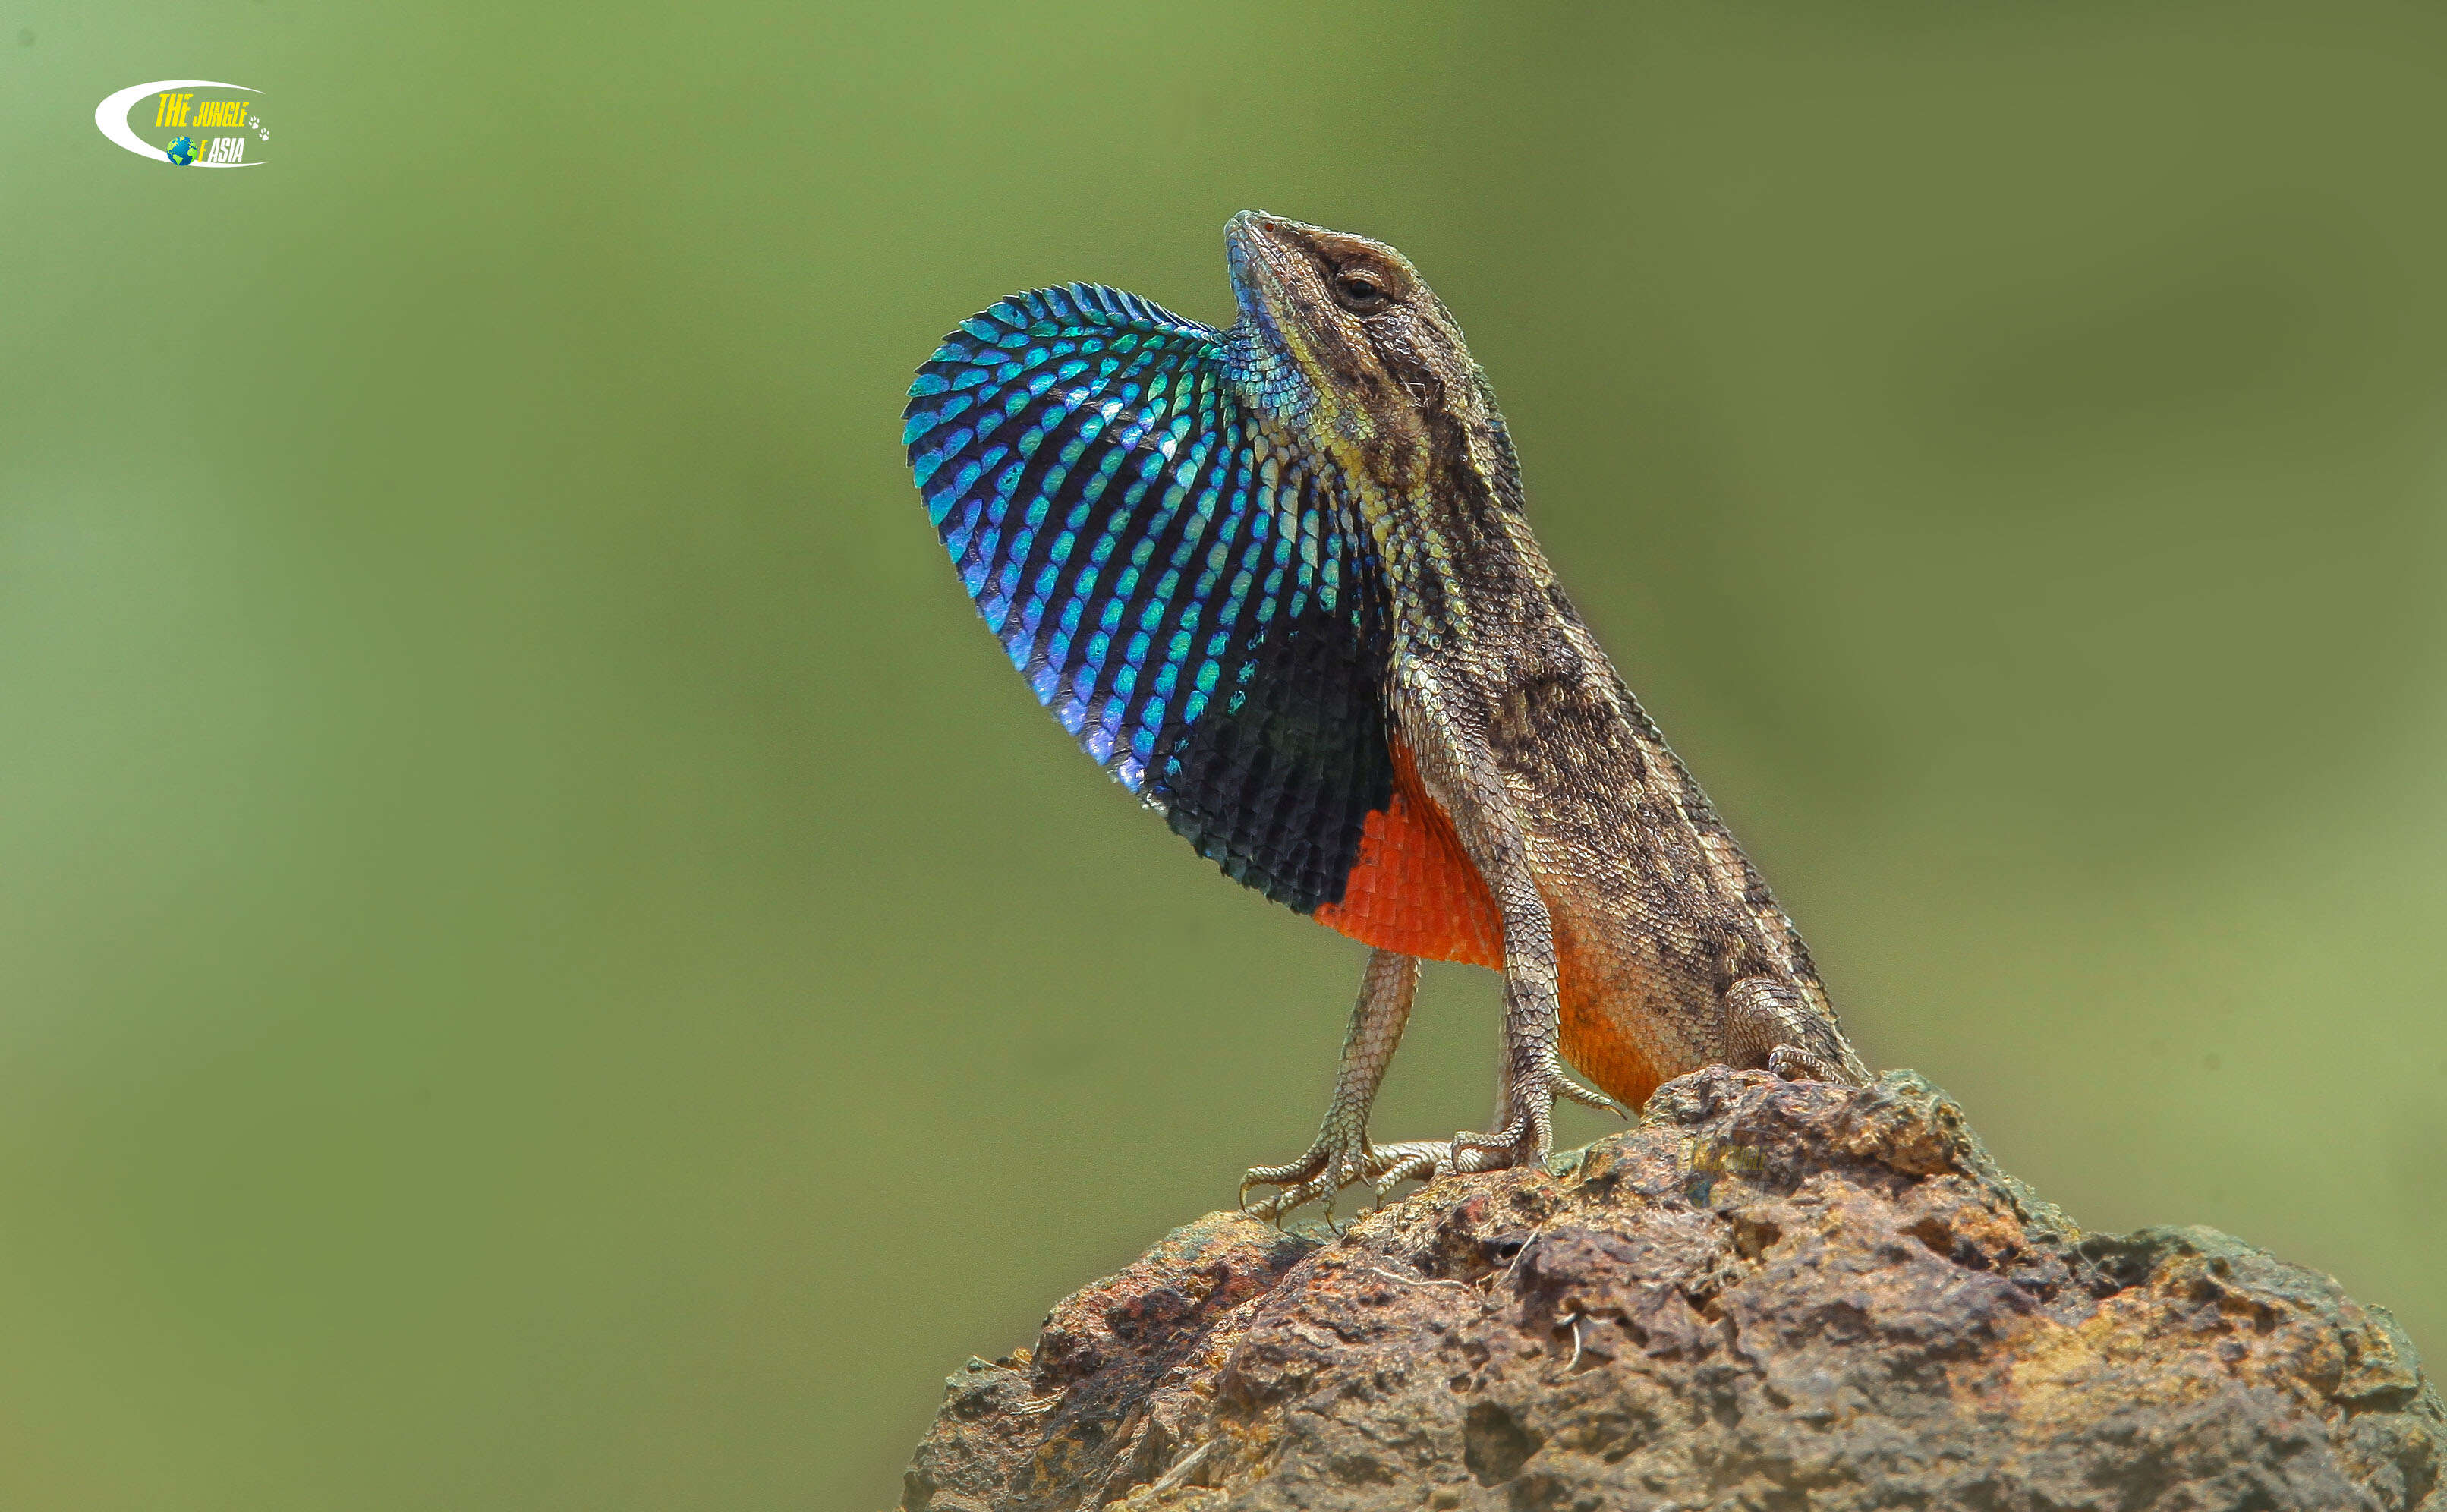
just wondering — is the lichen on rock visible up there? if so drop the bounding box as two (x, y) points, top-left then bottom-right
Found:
(899, 1069), (2443, 1511)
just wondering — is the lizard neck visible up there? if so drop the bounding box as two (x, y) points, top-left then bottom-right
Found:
(1226, 317), (1578, 671)
(1341, 407), (1569, 666)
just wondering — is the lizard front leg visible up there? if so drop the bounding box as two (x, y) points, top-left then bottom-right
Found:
(1403, 680), (1623, 1174)
(1240, 948), (1450, 1220)
(1445, 849), (1625, 1170)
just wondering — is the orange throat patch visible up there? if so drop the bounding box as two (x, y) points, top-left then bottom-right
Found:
(1313, 745), (1502, 969)
(1313, 751), (1665, 1108)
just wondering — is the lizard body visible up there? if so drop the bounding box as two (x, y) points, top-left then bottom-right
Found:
(902, 212), (1868, 1213)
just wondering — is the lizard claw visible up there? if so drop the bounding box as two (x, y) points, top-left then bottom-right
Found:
(1241, 1136), (1450, 1221)
(1766, 1044), (1837, 1082)
(1447, 1054), (1617, 1170)
(1555, 1071), (1630, 1120)
(1448, 1117), (1540, 1171)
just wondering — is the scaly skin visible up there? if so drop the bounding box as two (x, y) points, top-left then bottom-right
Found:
(902, 213), (1870, 1221)
(1223, 213), (1867, 1214)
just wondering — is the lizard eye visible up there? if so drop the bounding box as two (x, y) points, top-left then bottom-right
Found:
(1331, 269), (1391, 313)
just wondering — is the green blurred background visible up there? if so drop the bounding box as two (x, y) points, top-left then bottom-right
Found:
(5, 2), (2445, 1507)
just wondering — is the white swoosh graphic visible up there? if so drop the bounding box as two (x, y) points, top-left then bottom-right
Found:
(95, 80), (264, 167)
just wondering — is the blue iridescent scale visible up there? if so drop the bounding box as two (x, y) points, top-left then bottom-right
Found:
(904, 283), (1397, 913)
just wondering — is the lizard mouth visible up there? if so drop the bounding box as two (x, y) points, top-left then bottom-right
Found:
(1226, 211), (1299, 285)
(1225, 210), (1334, 341)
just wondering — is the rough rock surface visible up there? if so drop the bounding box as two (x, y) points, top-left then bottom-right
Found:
(900, 1069), (2442, 1510)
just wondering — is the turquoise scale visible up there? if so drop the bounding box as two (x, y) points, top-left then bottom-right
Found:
(902, 282), (1398, 913)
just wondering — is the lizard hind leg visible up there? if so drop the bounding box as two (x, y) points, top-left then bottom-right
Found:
(1724, 975), (1872, 1087)
(1240, 949), (1450, 1221)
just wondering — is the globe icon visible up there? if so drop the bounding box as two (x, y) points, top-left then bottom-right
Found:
(165, 136), (197, 166)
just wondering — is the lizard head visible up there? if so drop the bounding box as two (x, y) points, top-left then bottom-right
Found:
(1223, 211), (1507, 489)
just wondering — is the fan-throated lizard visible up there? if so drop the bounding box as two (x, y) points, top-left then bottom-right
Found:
(902, 212), (1869, 1217)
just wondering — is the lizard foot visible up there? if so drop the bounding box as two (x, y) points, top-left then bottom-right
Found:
(1239, 1136), (1450, 1223)
(1447, 1058), (1627, 1172)
(1730, 975), (1872, 1087)
(1767, 1044), (1839, 1082)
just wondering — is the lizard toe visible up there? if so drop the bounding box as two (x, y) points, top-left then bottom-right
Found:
(1766, 1044), (1836, 1082)
(1242, 1136), (1453, 1220)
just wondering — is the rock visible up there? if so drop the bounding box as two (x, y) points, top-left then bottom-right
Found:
(898, 1069), (2444, 1510)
